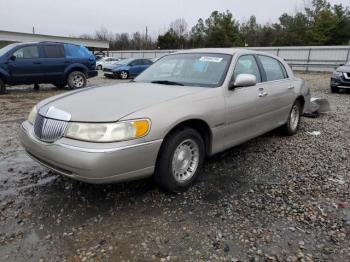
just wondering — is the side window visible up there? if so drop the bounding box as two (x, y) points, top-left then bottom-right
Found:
(143, 59), (152, 65)
(280, 62), (289, 78)
(130, 60), (140, 66)
(258, 55), (286, 81)
(43, 45), (65, 58)
(232, 55), (261, 83)
(13, 46), (39, 59)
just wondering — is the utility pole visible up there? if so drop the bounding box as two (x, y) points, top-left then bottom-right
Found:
(32, 26), (35, 34)
(145, 26), (148, 49)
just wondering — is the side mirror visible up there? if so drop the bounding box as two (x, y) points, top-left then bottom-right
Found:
(10, 55), (16, 61)
(229, 74), (257, 90)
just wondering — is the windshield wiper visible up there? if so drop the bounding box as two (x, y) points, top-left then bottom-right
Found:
(151, 80), (184, 86)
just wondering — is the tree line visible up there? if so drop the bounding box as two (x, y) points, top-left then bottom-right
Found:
(83, 0), (350, 50)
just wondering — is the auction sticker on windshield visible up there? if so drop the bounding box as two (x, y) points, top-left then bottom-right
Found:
(199, 56), (223, 63)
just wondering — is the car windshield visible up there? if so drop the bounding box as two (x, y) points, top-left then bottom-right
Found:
(134, 53), (232, 87)
(0, 43), (18, 56)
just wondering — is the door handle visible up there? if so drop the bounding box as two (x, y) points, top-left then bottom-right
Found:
(258, 92), (268, 97)
(288, 86), (295, 90)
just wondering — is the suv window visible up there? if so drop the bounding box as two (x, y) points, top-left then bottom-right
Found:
(64, 44), (92, 58)
(13, 46), (39, 59)
(43, 45), (65, 58)
(258, 55), (286, 81)
(232, 55), (261, 83)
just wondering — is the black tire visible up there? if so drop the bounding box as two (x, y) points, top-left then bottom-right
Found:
(0, 78), (6, 94)
(97, 65), (102, 70)
(331, 86), (339, 93)
(282, 100), (302, 136)
(33, 84), (40, 90)
(119, 71), (129, 80)
(67, 71), (87, 89)
(155, 127), (205, 193)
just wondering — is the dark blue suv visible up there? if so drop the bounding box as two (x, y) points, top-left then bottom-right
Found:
(0, 42), (98, 93)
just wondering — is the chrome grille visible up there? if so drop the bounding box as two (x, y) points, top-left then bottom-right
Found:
(34, 114), (68, 143)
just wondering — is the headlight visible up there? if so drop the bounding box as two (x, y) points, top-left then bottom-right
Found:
(65, 119), (151, 142)
(332, 71), (343, 78)
(28, 106), (37, 124)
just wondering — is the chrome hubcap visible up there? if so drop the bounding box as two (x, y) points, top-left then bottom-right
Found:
(290, 105), (300, 130)
(120, 71), (128, 79)
(172, 139), (199, 183)
(72, 75), (84, 88)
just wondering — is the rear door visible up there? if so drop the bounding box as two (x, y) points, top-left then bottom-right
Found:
(41, 44), (66, 83)
(7, 45), (43, 84)
(256, 55), (295, 126)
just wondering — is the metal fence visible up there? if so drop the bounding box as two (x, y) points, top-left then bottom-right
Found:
(109, 46), (350, 72)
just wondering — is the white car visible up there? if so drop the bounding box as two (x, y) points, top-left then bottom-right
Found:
(96, 57), (121, 70)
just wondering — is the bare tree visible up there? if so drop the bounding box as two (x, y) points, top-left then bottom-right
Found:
(169, 18), (188, 37)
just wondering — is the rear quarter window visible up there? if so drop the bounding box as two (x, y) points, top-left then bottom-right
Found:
(64, 44), (92, 59)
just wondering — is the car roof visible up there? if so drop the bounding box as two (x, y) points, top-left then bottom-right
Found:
(174, 48), (285, 62)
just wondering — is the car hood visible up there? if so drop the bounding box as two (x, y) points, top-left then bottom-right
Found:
(38, 83), (207, 122)
(337, 65), (350, 73)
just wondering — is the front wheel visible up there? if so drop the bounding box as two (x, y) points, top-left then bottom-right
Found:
(155, 128), (205, 193)
(282, 101), (302, 136)
(119, 71), (129, 80)
(67, 71), (87, 89)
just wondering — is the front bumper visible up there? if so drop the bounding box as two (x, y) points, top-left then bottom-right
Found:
(19, 121), (162, 184)
(88, 70), (98, 78)
(331, 76), (350, 88)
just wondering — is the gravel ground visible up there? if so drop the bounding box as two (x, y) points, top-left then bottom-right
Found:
(0, 72), (349, 261)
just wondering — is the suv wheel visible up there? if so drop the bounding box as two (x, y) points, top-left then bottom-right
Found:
(155, 127), (205, 193)
(119, 71), (129, 80)
(0, 78), (6, 94)
(282, 100), (302, 136)
(68, 71), (87, 89)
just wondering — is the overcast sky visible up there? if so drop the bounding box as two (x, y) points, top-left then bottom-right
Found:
(0, 0), (348, 38)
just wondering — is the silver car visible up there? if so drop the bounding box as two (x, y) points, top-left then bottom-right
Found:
(20, 49), (311, 192)
(96, 57), (121, 70)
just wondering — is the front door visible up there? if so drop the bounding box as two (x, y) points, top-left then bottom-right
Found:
(224, 55), (274, 148)
(7, 45), (43, 85)
(129, 59), (144, 76)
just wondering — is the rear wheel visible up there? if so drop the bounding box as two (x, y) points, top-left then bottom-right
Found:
(67, 71), (87, 89)
(119, 71), (129, 80)
(155, 127), (205, 193)
(0, 78), (6, 94)
(282, 100), (302, 136)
